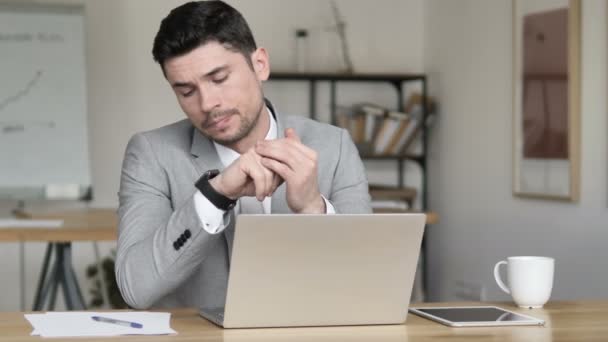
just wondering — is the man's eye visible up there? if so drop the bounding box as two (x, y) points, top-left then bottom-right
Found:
(212, 76), (228, 84)
(181, 90), (195, 97)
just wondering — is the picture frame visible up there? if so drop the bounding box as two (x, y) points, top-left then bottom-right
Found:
(512, 0), (581, 201)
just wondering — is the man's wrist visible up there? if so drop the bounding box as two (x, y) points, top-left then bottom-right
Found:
(209, 174), (234, 200)
(299, 195), (326, 214)
(209, 173), (238, 201)
(195, 170), (237, 211)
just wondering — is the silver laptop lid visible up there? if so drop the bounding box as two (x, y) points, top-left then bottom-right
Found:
(223, 214), (426, 328)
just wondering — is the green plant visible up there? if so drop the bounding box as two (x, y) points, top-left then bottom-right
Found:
(85, 249), (128, 309)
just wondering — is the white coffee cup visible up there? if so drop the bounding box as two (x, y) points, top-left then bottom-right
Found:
(493, 256), (554, 308)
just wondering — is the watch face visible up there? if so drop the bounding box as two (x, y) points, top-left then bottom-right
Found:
(205, 169), (220, 179)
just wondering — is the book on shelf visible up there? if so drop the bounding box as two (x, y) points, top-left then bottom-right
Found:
(372, 110), (410, 155)
(390, 113), (418, 155)
(359, 104), (386, 143)
(394, 92), (437, 155)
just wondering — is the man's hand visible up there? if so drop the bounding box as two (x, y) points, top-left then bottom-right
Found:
(255, 128), (325, 214)
(209, 147), (282, 201)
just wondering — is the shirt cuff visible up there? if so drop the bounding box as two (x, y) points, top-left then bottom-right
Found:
(323, 195), (336, 214)
(193, 191), (228, 234)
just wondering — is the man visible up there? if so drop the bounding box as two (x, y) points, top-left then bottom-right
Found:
(116, 0), (371, 310)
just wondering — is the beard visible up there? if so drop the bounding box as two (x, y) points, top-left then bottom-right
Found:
(201, 98), (265, 146)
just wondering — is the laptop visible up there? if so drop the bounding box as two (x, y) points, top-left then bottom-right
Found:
(199, 213), (426, 328)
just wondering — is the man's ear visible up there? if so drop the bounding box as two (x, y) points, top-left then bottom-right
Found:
(251, 47), (270, 81)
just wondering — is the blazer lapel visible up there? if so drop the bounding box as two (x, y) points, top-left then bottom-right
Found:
(190, 127), (223, 174)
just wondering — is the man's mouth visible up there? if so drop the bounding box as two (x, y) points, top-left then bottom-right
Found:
(206, 114), (233, 129)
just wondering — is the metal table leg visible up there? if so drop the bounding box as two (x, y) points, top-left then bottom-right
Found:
(60, 243), (85, 309)
(19, 241), (25, 311)
(33, 243), (54, 310)
(32, 242), (86, 311)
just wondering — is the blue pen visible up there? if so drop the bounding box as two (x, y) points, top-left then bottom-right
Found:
(91, 315), (143, 329)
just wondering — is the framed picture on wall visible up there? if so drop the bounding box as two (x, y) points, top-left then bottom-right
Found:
(512, 0), (581, 201)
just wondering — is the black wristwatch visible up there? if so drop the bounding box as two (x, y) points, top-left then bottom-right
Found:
(195, 169), (237, 211)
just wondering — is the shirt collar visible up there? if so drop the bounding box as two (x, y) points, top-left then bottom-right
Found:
(214, 107), (277, 167)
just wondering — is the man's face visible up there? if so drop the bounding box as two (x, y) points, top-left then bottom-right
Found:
(163, 41), (270, 146)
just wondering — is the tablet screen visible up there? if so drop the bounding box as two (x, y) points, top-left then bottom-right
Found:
(410, 306), (545, 326)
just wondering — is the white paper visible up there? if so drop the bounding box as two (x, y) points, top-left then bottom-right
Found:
(25, 311), (176, 338)
(0, 219), (63, 228)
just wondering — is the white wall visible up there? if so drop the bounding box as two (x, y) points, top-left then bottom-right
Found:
(0, 0), (424, 311)
(424, 0), (608, 301)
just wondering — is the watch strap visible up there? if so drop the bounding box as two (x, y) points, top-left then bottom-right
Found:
(195, 169), (237, 211)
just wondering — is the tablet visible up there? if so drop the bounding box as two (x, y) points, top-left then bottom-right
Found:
(409, 306), (545, 327)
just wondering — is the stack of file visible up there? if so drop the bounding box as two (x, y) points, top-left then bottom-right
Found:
(25, 311), (177, 338)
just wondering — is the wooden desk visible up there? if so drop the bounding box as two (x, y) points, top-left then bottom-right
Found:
(0, 208), (117, 242)
(0, 209), (117, 311)
(1, 301), (606, 341)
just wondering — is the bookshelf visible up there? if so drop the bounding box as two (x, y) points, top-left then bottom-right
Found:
(269, 71), (431, 211)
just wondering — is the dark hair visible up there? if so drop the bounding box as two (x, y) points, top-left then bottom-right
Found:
(152, 1), (257, 69)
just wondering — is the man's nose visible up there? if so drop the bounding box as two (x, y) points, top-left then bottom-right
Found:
(199, 86), (221, 113)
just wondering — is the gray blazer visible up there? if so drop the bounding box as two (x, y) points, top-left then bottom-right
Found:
(116, 107), (372, 310)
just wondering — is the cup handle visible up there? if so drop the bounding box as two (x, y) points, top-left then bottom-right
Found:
(493, 260), (511, 294)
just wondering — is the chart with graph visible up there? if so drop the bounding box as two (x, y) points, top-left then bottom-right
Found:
(0, 4), (91, 200)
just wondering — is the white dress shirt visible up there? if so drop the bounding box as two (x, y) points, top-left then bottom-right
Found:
(193, 108), (335, 234)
